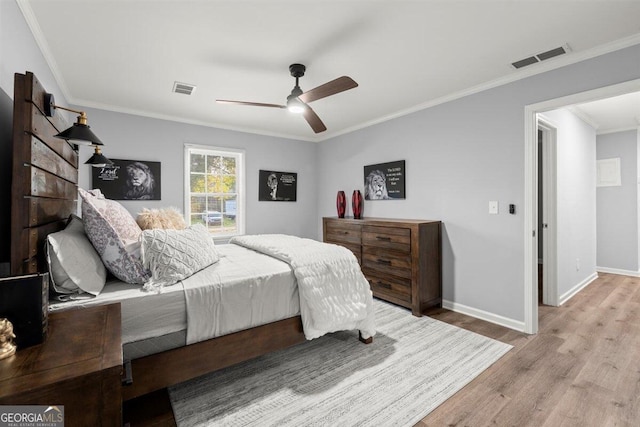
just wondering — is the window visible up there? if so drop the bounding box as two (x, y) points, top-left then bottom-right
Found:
(184, 144), (245, 238)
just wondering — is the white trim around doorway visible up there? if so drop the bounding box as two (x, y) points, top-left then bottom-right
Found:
(523, 79), (640, 334)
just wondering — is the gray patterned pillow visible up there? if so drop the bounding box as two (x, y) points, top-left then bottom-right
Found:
(141, 224), (219, 290)
(79, 188), (150, 284)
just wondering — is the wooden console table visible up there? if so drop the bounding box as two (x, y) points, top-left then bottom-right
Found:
(324, 217), (442, 316)
(0, 303), (122, 426)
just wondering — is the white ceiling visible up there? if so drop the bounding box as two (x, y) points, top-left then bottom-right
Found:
(19, 0), (640, 142)
(572, 91), (640, 134)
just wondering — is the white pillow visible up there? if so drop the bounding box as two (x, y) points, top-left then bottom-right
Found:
(141, 224), (219, 290)
(47, 215), (107, 296)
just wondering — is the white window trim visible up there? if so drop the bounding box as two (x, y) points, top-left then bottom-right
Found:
(184, 143), (246, 241)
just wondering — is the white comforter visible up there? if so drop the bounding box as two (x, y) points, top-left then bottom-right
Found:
(231, 234), (376, 340)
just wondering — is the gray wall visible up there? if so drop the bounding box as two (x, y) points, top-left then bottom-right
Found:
(76, 108), (319, 239)
(596, 129), (639, 273)
(0, 0), (69, 274)
(541, 108), (597, 299)
(318, 44), (640, 325)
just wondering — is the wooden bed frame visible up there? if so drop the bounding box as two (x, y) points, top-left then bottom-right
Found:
(11, 71), (368, 402)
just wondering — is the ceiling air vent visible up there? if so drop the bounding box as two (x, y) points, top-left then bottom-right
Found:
(511, 44), (571, 69)
(512, 56), (539, 69)
(173, 81), (196, 95)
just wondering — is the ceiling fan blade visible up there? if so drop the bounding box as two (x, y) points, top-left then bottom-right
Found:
(298, 76), (358, 104)
(216, 99), (286, 109)
(302, 105), (327, 133)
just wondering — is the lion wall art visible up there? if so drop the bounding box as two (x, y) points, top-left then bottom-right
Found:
(92, 159), (161, 201)
(363, 160), (406, 200)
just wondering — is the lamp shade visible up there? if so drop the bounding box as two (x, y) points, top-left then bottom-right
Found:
(84, 146), (113, 168)
(55, 123), (103, 146)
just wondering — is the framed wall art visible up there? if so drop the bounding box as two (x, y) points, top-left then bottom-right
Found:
(92, 159), (161, 200)
(258, 170), (297, 201)
(364, 160), (405, 200)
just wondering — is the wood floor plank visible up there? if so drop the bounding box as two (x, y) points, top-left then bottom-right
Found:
(418, 384), (511, 426)
(419, 273), (640, 427)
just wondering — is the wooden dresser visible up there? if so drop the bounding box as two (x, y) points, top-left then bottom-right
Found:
(323, 217), (441, 316)
(0, 303), (123, 426)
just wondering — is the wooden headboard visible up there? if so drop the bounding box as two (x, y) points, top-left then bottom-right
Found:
(10, 71), (79, 276)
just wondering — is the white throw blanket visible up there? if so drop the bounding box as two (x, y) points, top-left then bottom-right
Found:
(230, 234), (376, 340)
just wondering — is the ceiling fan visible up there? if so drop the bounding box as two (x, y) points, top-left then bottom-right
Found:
(216, 64), (358, 134)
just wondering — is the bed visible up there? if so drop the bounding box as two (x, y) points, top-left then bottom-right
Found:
(10, 71), (374, 401)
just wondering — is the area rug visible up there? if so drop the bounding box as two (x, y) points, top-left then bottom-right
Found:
(169, 300), (512, 427)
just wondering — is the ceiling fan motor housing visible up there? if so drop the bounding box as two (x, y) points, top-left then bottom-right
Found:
(289, 63), (306, 78)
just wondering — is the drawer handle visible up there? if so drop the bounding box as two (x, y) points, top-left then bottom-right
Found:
(376, 236), (391, 241)
(377, 258), (392, 265)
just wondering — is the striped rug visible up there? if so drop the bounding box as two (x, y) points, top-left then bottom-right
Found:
(169, 300), (512, 427)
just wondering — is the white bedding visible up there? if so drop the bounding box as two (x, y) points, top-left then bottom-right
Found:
(182, 243), (298, 344)
(49, 279), (186, 344)
(50, 244), (299, 347)
(230, 234), (376, 340)
(51, 235), (373, 350)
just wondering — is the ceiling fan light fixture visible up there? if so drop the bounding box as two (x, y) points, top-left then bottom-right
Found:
(217, 64), (357, 133)
(287, 95), (305, 114)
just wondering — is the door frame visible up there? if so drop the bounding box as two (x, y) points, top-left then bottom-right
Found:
(523, 78), (640, 334)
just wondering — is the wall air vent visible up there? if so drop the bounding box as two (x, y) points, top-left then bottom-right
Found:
(173, 81), (196, 95)
(511, 44), (571, 69)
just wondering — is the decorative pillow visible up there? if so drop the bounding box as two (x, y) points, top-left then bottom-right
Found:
(79, 188), (150, 284)
(46, 215), (107, 295)
(141, 224), (219, 290)
(136, 207), (187, 230)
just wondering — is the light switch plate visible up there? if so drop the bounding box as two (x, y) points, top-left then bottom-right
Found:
(489, 201), (499, 214)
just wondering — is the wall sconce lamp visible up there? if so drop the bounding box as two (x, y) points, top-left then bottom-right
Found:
(84, 145), (113, 168)
(43, 93), (113, 167)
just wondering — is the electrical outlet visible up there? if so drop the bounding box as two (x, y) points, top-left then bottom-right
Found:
(489, 201), (499, 214)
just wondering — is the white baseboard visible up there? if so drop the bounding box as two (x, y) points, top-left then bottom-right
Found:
(596, 266), (640, 277)
(442, 299), (526, 333)
(558, 272), (598, 306)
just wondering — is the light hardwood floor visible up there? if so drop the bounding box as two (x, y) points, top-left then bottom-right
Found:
(419, 272), (640, 426)
(124, 273), (639, 426)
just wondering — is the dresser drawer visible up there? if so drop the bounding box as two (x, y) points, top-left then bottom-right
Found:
(365, 272), (411, 305)
(362, 246), (411, 279)
(325, 221), (362, 245)
(362, 225), (410, 253)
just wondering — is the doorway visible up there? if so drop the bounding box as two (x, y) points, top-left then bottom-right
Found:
(524, 78), (640, 334)
(537, 119), (558, 307)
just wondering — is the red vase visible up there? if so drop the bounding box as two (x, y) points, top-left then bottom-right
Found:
(336, 191), (346, 218)
(352, 190), (363, 219)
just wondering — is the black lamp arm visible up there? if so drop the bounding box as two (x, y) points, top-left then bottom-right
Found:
(43, 93), (87, 124)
